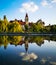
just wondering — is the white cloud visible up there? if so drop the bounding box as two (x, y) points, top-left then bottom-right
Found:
(41, 0), (53, 8)
(51, 0), (56, 3)
(20, 52), (38, 62)
(19, 2), (39, 13)
(50, 61), (56, 65)
(40, 58), (47, 64)
(41, 0), (48, 6)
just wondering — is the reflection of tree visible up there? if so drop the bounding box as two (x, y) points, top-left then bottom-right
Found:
(0, 36), (8, 49)
(0, 36), (23, 48)
(0, 36), (45, 48)
(0, 36), (56, 49)
(9, 36), (23, 46)
(44, 36), (56, 42)
(29, 36), (44, 46)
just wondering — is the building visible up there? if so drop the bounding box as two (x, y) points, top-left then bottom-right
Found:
(10, 13), (29, 25)
(25, 13), (29, 25)
(9, 13), (32, 31)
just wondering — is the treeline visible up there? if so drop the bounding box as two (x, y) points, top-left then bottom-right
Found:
(0, 15), (23, 33)
(0, 15), (56, 33)
(29, 19), (56, 33)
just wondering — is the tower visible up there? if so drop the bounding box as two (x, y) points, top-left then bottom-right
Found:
(4, 15), (6, 19)
(25, 13), (29, 25)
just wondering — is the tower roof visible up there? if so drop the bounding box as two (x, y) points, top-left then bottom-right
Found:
(4, 15), (6, 19)
(25, 13), (28, 17)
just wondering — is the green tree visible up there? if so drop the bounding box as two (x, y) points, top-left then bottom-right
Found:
(24, 24), (28, 32)
(0, 19), (5, 32)
(0, 36), (8, 49)
(29, 23), (37, 32)
(3, 15), (8, 32)
(7, 20), (23, 32)
(8, 36), (22, 45)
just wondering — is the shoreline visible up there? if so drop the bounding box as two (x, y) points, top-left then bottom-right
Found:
(0, 33), (56, 36)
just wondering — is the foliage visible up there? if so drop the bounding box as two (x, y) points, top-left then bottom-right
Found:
(0, 36), (8, 49)
(8, 36), (22, 45)
(0, 16), (56, 33)
(24, 24), (29, 32)
(29, 21), (44, 33)
(7, 21), (23, 32)
(3, 15), (8, 32)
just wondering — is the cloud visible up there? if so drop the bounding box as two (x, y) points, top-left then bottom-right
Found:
(50, 61), (56, 65)
(51, 0), (56, 3)
(41, 0), (48, 6)
(20, 52), (25, 56)
(19, 2), (39, 13)
(40, 58), (47, 64)
(20, 52), (38, 62)
(41, 0), (53, 8)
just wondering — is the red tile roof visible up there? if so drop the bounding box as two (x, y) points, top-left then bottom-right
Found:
(10, 19), (32, 26)
(18, 20), (26, 25)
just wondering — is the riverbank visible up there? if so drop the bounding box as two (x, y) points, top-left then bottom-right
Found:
(0, 33), (56, 36)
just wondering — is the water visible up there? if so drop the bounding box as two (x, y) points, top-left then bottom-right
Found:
(0, 36), (56, 65)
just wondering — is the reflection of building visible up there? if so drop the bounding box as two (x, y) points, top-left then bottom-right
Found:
(25, 40), (28, 52)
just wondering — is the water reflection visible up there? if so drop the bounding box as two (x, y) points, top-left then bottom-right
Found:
(20, 37), (38, 62)
(0, 36), (8, 49)
(40, 58), (47, 64)
(20, 52), (38, 62)
(0, 36), (56, 49)
(50, 61), (56, 65)
(0, 36), (56, 65)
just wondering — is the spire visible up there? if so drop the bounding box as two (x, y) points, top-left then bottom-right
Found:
(4, 15), (6, 19)
(25, 13), (29, 24)
(25, 13), (28, 17)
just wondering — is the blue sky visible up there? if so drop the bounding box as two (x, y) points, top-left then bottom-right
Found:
(0, 0), (56, 25)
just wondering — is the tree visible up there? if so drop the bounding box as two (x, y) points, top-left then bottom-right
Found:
(3, 15), (8, 32)
(29, 23), (37, 32)
(8, 36), (22, 45)
(7, 20), (23, 32)
(0, 36), (8, 49)
(0, 19), (5, 32)
(29, 19), (45, 33)
(50, 25), (56, 33)
(24, 24), (29, 32)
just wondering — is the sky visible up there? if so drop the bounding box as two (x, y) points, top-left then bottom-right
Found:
(0, 0), (56, 25)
